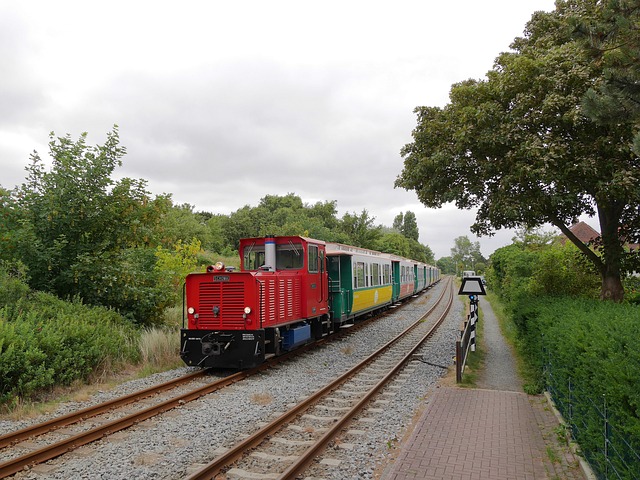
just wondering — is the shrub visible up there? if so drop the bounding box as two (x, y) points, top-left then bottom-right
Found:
(0, 272), (139, 406)
(624, 276), (640, 305)
(514, 297), (640, 479)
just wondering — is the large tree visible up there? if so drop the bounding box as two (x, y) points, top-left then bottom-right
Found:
(13, 127), (173, 322)
(450, 236), (485, 273)
(396, 1), (639, 301)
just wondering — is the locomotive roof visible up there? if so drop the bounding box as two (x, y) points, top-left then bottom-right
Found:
(239, 235), (326, 245)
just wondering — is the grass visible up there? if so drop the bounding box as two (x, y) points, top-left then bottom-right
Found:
(547, 445), (561, 464)
(138, 326), (183, 374)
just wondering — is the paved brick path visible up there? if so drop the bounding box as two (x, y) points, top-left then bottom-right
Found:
(383, 388), (568, 479)
(381, 294), (588, 480)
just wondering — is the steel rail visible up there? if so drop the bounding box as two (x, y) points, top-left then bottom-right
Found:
(0, 369), (252, 478)
(0, 369), (207, 449)
(280, 279), (454, 480)
(184, 278), (452, 480)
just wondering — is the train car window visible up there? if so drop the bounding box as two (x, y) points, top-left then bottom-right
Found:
(308, 245), (319, 273)
(365, 262), (370, 287)
(371, 263), (380, 286)
(355, 262), (365, 288)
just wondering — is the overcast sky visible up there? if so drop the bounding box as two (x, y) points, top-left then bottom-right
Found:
(0, 0), (559, 259)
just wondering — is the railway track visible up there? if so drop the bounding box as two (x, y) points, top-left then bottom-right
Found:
(185, 277), (453, 480)
(0, 282), (443, 479)
(0, 369), (248, 478)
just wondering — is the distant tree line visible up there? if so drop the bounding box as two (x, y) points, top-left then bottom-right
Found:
(0, 127), (435, 324)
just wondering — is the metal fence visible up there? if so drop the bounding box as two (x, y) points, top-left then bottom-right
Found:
(544, 357), (640, 480)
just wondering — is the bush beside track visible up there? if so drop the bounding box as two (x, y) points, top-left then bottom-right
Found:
(512, 296), (639, 479)
(0, 269), (139, 407)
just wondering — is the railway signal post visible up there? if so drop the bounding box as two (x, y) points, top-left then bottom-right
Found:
(456, 276), (486, 382)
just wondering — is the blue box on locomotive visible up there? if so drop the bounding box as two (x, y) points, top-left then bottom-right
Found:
(281, 324), (311, 351)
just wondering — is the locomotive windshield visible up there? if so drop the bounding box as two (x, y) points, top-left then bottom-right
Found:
(243, 242), (304, 270)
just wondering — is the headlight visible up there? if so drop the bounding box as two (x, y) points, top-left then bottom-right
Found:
(244, 307), (252, 314)
(188, 307), (195, 315)
(206, 262), (226, 273)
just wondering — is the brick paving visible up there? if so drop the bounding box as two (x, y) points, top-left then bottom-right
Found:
(381, 294), (588, 480)
(383, 388), (552, 479)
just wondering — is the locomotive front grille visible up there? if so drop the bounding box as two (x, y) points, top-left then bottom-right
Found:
(198, 282), (246, 329)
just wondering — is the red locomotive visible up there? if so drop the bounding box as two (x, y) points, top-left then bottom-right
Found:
(180, 236), (330, 369)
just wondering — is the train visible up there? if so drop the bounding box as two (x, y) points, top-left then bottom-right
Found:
(180, 235), (440, 369)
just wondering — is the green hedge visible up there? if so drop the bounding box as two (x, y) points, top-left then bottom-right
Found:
(513, 297), (639, 479)
(0, 273), (139, 406)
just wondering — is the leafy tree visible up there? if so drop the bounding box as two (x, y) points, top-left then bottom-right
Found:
(376, 232), (411, 258)
(391, 211), (420, 241)
(408, 238), (435, 264)
(205, 215), (230, 254)
(0, 188), (22, 262)
(450, 236), (484, 273)
(154, 238), (202, 305)
(340, 209), (382, 249)
(396, 1), (639, 301)
(402, 211), (420, 241)
(576, 0), (640, 155)
(12, 127), (172, 322)
(392, 213), (404, 232)
(436, 256), (456, 275)
(159, 203), (212, 248)
(220, 205), (262, 249)
(205, 194), (432, 259)
(511, 227), (558, 250)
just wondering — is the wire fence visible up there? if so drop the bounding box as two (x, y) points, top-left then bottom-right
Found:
(544, 355), (640, 480)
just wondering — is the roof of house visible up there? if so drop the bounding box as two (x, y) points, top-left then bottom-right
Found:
(559, 221), (600, 245)
(560, 221), (640, 251)
(570, 221), (600, 243)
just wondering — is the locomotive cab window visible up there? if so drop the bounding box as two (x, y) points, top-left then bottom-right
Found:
(242, 242), (304, 270)
(244, 249), (265, 270)
(308, 245), (319, 273)
(276, 243), (303, 270)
